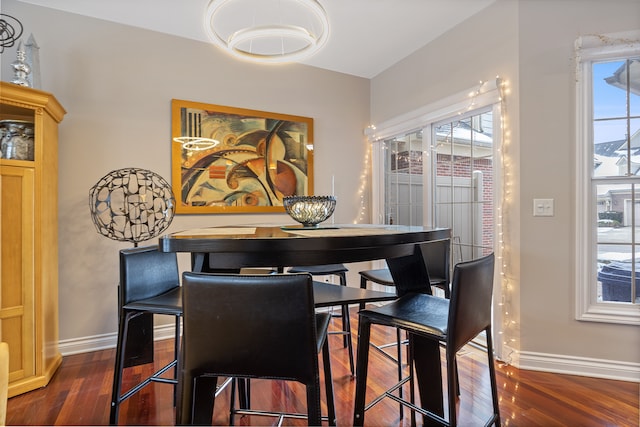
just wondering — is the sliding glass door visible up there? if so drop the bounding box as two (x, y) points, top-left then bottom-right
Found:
(374, 107), (497, 265)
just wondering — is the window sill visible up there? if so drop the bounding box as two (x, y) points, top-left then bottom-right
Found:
(577, 302), (640, 325)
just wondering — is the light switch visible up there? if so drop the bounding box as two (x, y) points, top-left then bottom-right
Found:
(533, 198), (554, 217)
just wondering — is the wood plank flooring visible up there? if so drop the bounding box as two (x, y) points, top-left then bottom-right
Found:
(5, 308), (639, 426)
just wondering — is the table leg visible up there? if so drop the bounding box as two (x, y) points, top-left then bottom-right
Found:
(353, 316), (372, 426)
(411, 335), (445, 425)
(191, 252), (206, 273)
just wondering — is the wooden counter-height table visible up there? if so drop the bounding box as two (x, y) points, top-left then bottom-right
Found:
(158, 223), (451, 424)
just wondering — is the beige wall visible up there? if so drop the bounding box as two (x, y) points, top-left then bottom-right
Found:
(517, 0), (639, 363)
(371, 0), (640, 371)
(1, 1), (370, 345)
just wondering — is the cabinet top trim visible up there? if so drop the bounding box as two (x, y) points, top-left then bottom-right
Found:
(0, 82), (66, 123)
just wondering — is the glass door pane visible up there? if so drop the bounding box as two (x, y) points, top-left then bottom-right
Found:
(382, 130), (424, 226)
(432, 110), (495, 263)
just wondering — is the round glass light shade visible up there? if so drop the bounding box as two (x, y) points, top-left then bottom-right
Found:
(204, 0), (329, 63)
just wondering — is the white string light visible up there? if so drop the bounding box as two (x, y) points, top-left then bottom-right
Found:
(359, 80), (516, 365)
(353, 142), (370, 224)
(495, 76), (518, 366)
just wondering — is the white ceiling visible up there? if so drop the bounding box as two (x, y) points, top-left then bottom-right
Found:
(16, 0), (495, 78)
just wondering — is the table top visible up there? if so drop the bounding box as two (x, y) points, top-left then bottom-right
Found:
(158, 224), (451, 269)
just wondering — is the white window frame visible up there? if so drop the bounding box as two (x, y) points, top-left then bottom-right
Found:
(575, 31), (640, 325)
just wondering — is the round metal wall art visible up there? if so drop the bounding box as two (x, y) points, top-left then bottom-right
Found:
(89, 168), (176, 244)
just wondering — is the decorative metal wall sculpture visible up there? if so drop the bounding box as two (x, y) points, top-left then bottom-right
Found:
(89, 168), (176, 245)
(0, 13), (23, 53)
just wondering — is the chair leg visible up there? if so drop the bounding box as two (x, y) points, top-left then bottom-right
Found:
(322, 339), (336, 426)
(240, 379), (250, 409)
(305, 384), (323, 426)
(343, 306), (355, 376)
(396, 328), (404, 419)
(359, 276), (368, 310)
(192, 376), (219, 425)
(454, 358), (461, 396)
(447, 350), (458, 427)
(408, 337), (417, 427)
(173, 316), (180, 406)
(353, 317), (372, 426)
(109, 310), (130, 425)
(229, 379), (237, 426)
(230, 378), (250, 425)
(338, 273), (349, 348)
(486, 328), (501, 427)
(337, 272), (355, 375)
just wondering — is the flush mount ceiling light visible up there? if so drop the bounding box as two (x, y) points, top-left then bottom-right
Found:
(204, 0), (329, 64)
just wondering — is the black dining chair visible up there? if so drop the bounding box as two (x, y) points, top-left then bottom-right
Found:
(356, 239), (451, 416)
(353, 253), (500, 427)
(110, 245), (182, 425)
(288, 263), (356, 375)
(177, 272), (336, 426)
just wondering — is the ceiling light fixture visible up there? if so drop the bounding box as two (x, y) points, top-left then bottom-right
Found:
(204, 0), (329, 64)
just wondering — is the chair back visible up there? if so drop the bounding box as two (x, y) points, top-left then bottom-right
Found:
(119, 245), (180, 305)
(181, 272), (319, 382)
(447, 253), (495, 352)
(423, 238), (451, 285)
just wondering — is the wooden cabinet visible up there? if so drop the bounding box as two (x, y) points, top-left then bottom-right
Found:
(0, 82), (65, 397)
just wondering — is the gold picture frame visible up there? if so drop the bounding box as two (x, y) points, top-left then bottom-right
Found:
(171, 99), (314, 214)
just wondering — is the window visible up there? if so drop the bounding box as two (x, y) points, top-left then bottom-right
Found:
(575, 31), (640, 324)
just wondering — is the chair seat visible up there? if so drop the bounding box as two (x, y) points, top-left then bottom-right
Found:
(359, 268), (394, 286)
(360, 293), (449, 339)
(123, 287), (182, 315)
(289, 264), (348, 275)
(313, 281), (396, 308)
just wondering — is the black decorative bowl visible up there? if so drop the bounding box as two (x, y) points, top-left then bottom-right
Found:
(283, 195), (336, 228)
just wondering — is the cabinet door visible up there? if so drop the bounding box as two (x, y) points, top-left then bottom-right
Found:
(0, 165), (35, 384)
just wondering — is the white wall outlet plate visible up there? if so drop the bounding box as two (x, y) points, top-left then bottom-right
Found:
(533, 198), (554, 216)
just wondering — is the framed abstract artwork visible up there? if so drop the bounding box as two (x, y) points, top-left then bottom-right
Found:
(171, 99), (314, 214)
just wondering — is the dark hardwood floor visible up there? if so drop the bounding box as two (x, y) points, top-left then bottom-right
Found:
(6, 308), (639, 426)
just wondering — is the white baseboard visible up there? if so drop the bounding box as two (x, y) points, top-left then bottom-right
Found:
(58, 324), (177, 356)
(517, 350), (640, 383)
(58, 327), (640, 384)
